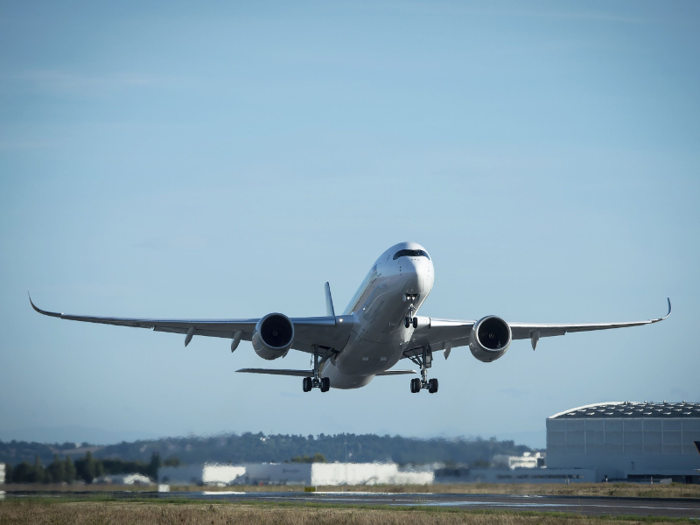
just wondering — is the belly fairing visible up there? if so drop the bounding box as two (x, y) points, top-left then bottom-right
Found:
(322, 362), (374, 389)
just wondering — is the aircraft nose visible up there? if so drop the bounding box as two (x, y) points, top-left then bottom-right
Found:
(402, 258), (430, 294)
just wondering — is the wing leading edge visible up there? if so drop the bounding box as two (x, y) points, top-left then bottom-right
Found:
(408, 298), (671, 355)
(28, 294), (353, 355)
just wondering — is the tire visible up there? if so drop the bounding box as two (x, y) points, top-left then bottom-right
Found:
(428, 378), (438, 394)
(321, 377), (330, 392)
(404, 317), (410, 328)
(410, 378), (420, 393)
(303, 377), (312, 392)
(412, 317), (418, 329)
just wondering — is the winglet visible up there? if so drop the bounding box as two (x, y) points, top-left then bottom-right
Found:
(324, 282), (336, 318)
(28, 293), (62, 318)
(649, 298), (672, 323)
(661, 297), (672, 321)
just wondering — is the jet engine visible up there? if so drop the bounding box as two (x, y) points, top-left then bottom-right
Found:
(469, 315), (512, 362)
(252, 313), (294, 360)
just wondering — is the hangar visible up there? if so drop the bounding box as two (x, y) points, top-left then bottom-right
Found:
(547, 401), (700, 483)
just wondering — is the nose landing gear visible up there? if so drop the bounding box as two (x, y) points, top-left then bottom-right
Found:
(303, 346), (331, 393)
(408, 346), (438, 394)
(404, 297), (419, 329)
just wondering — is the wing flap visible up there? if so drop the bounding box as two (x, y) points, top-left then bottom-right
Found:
(376, 369), (417, 376)
(236, 368), (312, 377)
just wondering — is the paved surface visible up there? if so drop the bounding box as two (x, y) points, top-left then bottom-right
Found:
(169, 491), (700, 518)
(6, 491), (700, 519)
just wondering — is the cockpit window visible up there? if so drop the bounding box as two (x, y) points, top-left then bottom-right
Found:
(393, 249), (430, 260)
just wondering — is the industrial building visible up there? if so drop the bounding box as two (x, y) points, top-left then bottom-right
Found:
(547, 401), (700, 483)
(159, 463), (433, 486)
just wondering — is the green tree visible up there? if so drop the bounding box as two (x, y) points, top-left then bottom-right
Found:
(5, 463), (13, 483)
(33, 456), (46, 483)
(77, 451), (97, 483)
(146, 452), (161, 481)
(64, 456), (76, 484)
(163, 457), (180, 467)
(47, 455), (66, 483)
(13, 461), (32, 483)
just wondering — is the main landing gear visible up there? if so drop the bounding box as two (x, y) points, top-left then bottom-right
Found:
(303, 346), (331, 393)
(408, 346), (438, 394)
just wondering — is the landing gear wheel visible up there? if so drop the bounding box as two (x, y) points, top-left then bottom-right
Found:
(410, 378), (421, 393)
(412, 317), (418, 329)
(404, 317), (410, 328)
(320, 377), (330, 392)
(428, 378), (438, 394)
(303, 377), (312, 392)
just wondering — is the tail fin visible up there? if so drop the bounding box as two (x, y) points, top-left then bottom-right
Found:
(325, 282), (335, 317)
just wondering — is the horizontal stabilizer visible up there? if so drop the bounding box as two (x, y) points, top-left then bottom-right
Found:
(376, 369), (417, 376)
(236, 368), (312, 377)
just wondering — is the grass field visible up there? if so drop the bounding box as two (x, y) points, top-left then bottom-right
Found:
(0, 499), (697, 525)
(4, 482), (700, 499)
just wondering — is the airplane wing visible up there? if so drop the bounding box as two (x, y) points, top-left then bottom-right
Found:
(29, 295), (353, 356)
(408, 299), (671, 356)
(236, 368), (417, 377)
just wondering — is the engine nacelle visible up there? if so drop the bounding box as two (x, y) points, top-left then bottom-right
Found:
(252, 313), (294, 360)
(469, 315), (512, 363)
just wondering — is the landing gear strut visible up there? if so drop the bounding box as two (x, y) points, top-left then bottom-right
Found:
(404, 298), (418, 329)
(408, 346), (438, 394)
(303, 346), (331, 393)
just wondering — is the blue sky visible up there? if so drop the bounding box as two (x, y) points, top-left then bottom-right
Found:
(1, 1), (698, 448)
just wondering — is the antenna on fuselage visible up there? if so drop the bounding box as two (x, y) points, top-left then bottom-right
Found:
(325, 282), (336, 317)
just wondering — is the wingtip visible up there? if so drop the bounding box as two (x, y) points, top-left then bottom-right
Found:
(28, 293), (61, 318)
(665, 297), (672, 319)
(28, 292), (38, 311)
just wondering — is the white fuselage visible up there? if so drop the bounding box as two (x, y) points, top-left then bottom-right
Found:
(322, 242), (434, 389)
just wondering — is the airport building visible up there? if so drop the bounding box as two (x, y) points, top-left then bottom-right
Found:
(547, 401), (700, 483)
(159, 463), (433, 486)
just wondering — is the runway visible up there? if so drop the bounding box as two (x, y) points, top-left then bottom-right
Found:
(6, 490), (700, 519)
(170, 490), (700, 518)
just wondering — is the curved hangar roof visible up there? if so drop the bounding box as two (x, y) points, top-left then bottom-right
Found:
(549, 401), (700, 419)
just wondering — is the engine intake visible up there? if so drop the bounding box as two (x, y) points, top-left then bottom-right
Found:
(252, 313), (294, 360)
(469, 315), (512, 362)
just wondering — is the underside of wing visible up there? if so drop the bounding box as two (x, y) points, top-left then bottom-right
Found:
(509, 298), (672, 341)
(29, 295), (354, 355)
(402, 298), (670, 358)
(407, 318), (476, 357)
(376, 369), (417, 376)
(236, 368), (312, 377)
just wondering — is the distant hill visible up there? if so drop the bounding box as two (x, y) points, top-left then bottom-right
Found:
(1, 433), (534, 467)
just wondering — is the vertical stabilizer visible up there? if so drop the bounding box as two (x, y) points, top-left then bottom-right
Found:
(325, 282), (335, 317)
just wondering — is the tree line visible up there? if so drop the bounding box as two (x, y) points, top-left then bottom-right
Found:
(4, 451), (164, 484)
(1, 433), (535, 468)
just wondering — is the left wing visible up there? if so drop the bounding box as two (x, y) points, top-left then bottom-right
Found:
(29, 295), (353, 355)
(407, 298), (671, 356)
(509, 298), (671, 348)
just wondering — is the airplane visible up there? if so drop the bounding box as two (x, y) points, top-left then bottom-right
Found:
(30, 241), (671, 394)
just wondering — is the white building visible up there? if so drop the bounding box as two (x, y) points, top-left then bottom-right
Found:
(159, 463), (433, 486)
(547, 401), (700, 483)
(93, 473), (153, 485)
(0, 463), (5, 484)
(492, 452), (544, 469)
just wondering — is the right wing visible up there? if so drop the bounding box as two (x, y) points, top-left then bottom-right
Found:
(406, 299), (670, 357)
(29, 295), (353, 356)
